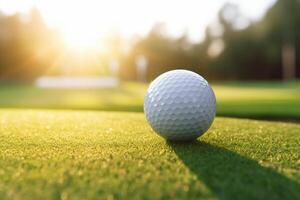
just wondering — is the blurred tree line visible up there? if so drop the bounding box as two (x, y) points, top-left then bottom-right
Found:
(122, 0), (300, 81)
(0, 0), (299, 81)
(0, 8), (62, 81)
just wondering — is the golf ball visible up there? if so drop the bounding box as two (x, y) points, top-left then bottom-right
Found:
(144, 70), (216, 141)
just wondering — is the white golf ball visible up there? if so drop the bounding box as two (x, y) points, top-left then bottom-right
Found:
(144, 70), (216, 141)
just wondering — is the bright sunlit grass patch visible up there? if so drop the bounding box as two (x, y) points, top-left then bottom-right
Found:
(0, 109), (299, 199)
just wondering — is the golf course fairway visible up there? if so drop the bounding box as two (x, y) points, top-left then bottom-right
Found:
(0, 109), (299, 199)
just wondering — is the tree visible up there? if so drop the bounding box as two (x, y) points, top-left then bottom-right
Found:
(0, 9), (62, 81)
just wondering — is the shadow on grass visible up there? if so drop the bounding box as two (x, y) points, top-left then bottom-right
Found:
(168, 141), (300, 200)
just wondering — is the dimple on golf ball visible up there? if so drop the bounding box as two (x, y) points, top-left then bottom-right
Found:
(144, 69), (216, 141)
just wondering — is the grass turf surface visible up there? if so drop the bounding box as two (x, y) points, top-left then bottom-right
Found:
(0, 81), (300, 119)
(0, 109), (299, 199)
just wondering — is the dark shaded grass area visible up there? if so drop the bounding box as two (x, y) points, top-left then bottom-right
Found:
(169, 141), (300, 200)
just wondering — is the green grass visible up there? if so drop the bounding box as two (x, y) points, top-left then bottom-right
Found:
(0, 109), (299, 199)
(0, 81), (299, 119)
(215, 82), (300, 119)
(0, 83), (144, 112)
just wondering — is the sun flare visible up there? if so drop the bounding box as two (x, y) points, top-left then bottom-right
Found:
(37, 1), (111, 51)
(61, 27), (102, 51)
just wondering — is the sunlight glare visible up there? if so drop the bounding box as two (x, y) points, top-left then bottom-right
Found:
(0, 0), (276, 47)
(37, 1), (110, 51)
(62, 26), (102, 51)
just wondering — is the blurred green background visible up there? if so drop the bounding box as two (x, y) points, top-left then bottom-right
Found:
(0, 81), (299, 119)
(0, 0), (299, 120)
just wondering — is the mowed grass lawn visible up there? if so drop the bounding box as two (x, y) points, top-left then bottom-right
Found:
(0, 81), (300, 119)
(0, 109), (300, 199)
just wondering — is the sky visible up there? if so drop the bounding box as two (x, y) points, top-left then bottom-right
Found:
(0, 0), (276, 43)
